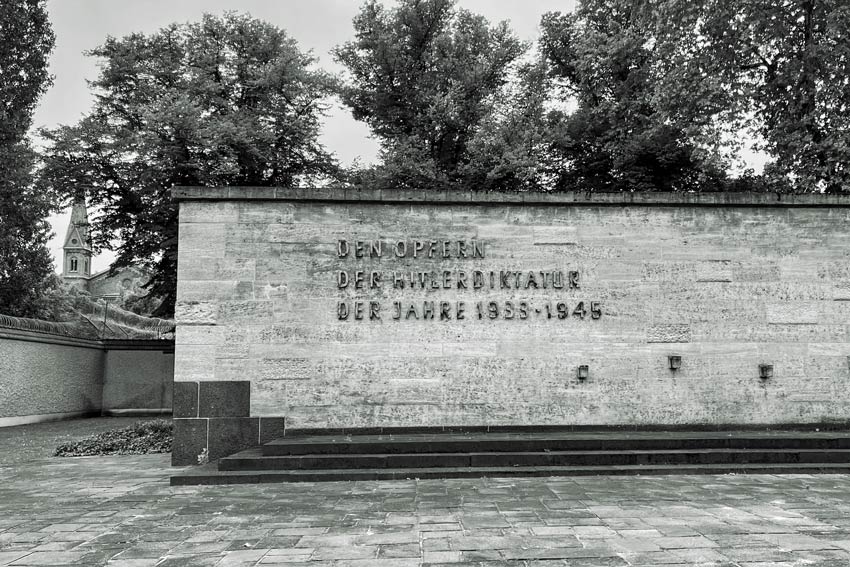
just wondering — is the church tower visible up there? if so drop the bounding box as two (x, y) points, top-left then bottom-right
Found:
(62, 198), (93, 289)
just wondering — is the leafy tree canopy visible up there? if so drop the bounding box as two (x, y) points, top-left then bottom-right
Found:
(0, 0), (57, 318)
(541, 0), (850, 193)
(659, 0), (850, 192)
(461, 60), (566, 192)
(0, 144), (59, 318)
(0, 0), (53, 145)
(334, 0), (526, 190)
(40, 13), (339, 316)
(539, 1), (737, 192)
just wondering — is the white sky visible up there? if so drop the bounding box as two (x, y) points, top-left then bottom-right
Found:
(40, 0), (575, 273)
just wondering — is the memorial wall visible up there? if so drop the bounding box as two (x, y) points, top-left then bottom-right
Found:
(171, 188), (850, 463)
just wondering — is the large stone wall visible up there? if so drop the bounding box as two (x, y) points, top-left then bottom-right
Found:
(173, 188), (850, 458)
(0, 327), (173, 425)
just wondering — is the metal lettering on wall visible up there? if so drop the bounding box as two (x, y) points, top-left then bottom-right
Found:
(335, 239), (601, 322)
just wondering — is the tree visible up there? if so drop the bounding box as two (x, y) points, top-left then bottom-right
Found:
(0, 144), (59, 318)
(0, 0), (56, 318)
(334, 0), (525, 190)
(40, 13), (339, 316)
(0, 0), (53, 146)
(462, 61), (565, 192)
(539, 1), (735, 192)
(660, 0), (850, 192)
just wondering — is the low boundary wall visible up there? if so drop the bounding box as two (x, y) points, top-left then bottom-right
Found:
(0, 325), (174, 426)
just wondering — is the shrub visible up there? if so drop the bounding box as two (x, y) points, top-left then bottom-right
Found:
(54, 419), (172, 456)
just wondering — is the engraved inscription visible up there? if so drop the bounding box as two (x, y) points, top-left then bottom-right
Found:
(334, 239), (601, 322)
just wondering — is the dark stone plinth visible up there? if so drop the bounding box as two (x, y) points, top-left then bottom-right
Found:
(171, 378), (286, 465)
(172, 418), (207, 466)
(259, 417), (286, 444)
(208, 417), (259, 461)
(173, 381), (199, 418)
(198, 381), (250, 417)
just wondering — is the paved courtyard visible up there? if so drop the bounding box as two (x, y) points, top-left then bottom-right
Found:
(2, 420), (850, 566)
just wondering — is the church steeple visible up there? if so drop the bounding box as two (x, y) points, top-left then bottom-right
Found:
(62, 198), (93, 285)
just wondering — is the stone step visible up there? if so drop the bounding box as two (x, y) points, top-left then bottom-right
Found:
(171, 461), (850, 486)
(220, 447), (850, 470)
(263, 430), (850, 456)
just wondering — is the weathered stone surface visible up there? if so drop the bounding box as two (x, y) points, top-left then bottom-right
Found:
(172, 381), (198, 418)
(172, 418), (207, 466)
(174, 191), (850, 429)
(198, 381), (250, 417)
(647, 324), (692, 343)
(259, 416), (286, 443)
(0, 332), (103, 420)
(0, 329), (173, 423)
(9, 421), (850, 566)
(174, 301), (216, 325)
(207, 417), (259, 460)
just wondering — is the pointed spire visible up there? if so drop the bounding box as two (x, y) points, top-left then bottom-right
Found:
(63, 198), (91, 251)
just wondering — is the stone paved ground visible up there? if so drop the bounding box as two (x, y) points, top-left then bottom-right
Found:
(3, 420), (850, 566)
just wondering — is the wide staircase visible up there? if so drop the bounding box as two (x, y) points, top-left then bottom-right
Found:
(171, 429), (850, 485)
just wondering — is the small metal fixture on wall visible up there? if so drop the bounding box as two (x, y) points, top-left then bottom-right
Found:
(759, 364), (773, 380)
(668, 355), (682, 371)
(577, 365), (589, 380)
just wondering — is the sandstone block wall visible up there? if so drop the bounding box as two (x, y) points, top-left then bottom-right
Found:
(174, 189), (850, 432)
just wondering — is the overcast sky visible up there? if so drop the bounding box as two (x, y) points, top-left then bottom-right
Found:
(41, 0), (576, 273)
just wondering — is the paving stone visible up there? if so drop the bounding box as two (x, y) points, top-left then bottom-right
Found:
(270, 527), (326, 536)
(722, 547), (796, 561)
(168, 541), (232, 555)
(756, 533), (840, 550)
(422, 550), (462, 563)
(9, 551), (88, 565)
(9, 420), (850, 566)
(502, 545), (620, 560)
(421, 536), (452, 550)
(155, 555), (221, 567)
(618, 550), (692, 564)
(615, 528), (662, 538)
(0, 553), (30, 565)
(212, 548), (269, 565)
(26, 541), (83, 552)
(378, 543), (420, 558)
(264, 547), (314, 557)
(670, 548), (732, 563)
(654, 535), (720, 549)
(310, 544), (378, 560)
(574, 525), (618, 538)
(418, 523), (461, 533)
(355, 532), (417, 547)
(610, 537), (663, 552)
(566, 559), (630, 567)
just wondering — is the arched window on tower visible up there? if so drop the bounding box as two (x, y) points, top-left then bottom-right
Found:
(84, 259), (88, 273)
(70, 257), (78, 272)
